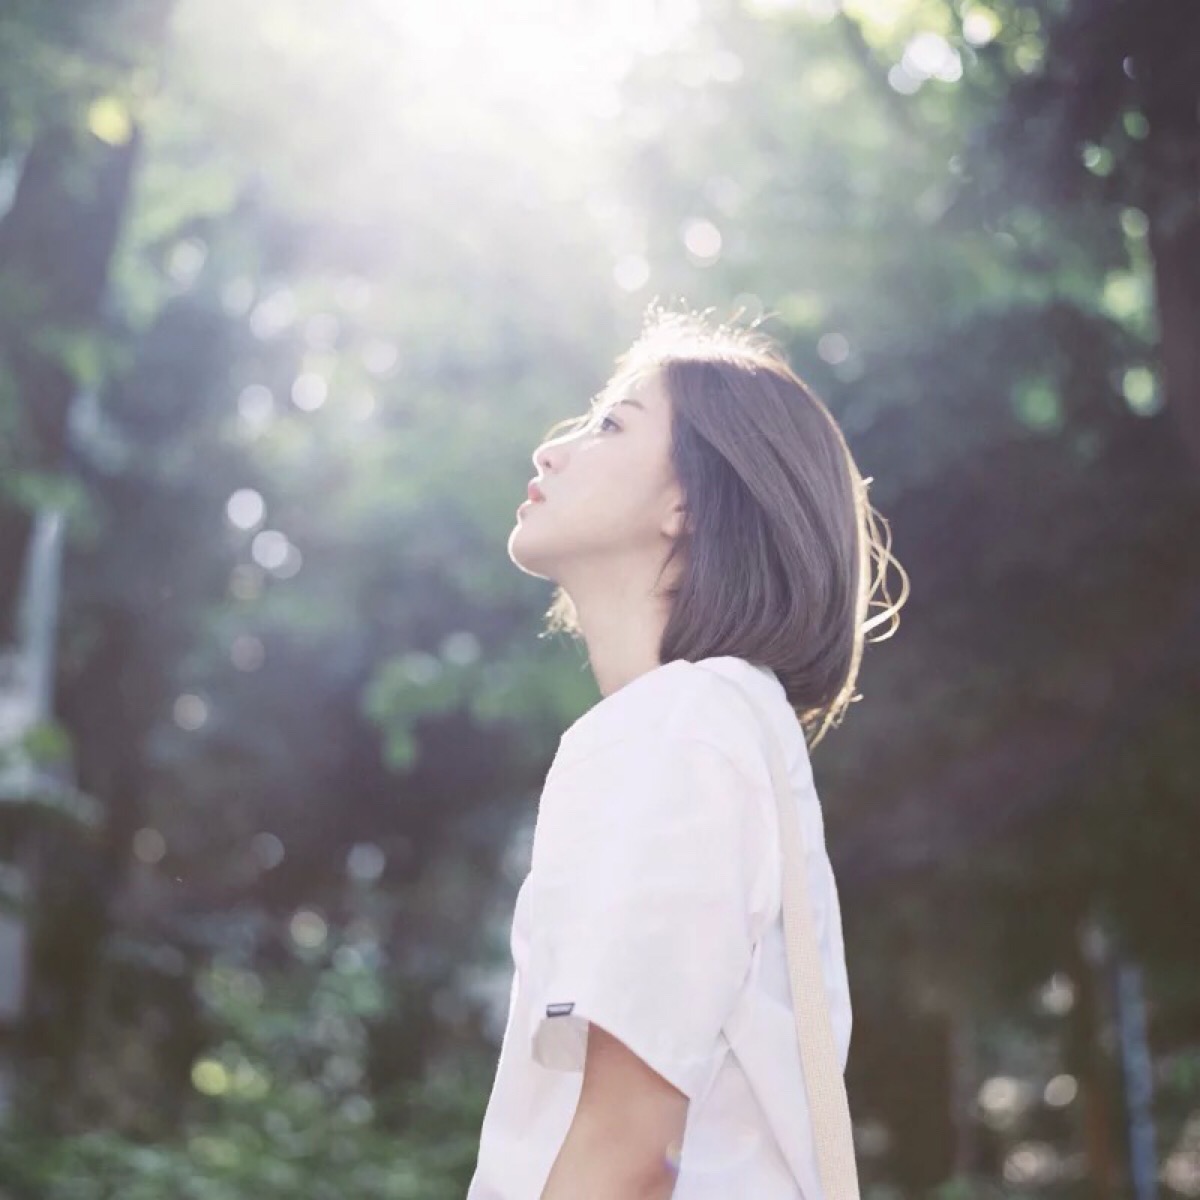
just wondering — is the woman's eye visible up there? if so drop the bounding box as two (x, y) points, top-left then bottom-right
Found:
(598, 413), (620, 433)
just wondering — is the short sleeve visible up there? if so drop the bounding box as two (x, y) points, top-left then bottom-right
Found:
(524, 732), (772, 1100)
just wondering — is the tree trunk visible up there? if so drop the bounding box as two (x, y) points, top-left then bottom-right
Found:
(1141, 2), (1200, 470)
(0, 121), (141, 638)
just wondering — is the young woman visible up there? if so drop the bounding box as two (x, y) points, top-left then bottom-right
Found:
(467, 305), (908, 1199)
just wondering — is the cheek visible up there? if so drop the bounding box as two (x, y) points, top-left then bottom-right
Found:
(575, 447), (634, 497)
(590, 471), (666, 540)
(560, 441), (670, 536)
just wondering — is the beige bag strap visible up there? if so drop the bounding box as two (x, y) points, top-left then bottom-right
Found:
(704, 669), (861, 1200)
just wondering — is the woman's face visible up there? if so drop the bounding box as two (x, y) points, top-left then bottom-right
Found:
(507, 368), (687, 586)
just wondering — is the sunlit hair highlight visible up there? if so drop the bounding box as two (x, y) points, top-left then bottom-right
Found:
(539, 301), (910, 752)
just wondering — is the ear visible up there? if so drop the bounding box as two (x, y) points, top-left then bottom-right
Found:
(661, 499), (689, 541)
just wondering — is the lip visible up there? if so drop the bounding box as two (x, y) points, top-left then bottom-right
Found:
(526, 480), (547, 503)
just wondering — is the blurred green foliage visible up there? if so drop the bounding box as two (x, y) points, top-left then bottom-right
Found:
(0, 918), (485, 1198)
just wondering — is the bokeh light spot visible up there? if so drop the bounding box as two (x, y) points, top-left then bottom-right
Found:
(1012, 38), (1044, 73)
(962, 7), (1001, 46)
(167, 237), (207, 286)
(1003, 1142), (1061, 1185)
(1120, 207), (1149, 239)
(251, 530), (290, 571)
(682, 218), (722, 265)
(346, 842), (386, 884)
(1101, 272), (1145, 322)
(1082, 143), (1115, 176)
(441, 630), (482, 665)
(1122, 366), (1159, 415)
(229, 563), (264, 602)
(401, 651), (443, 685)
(1123, 110), (1149, 140)
(887, 64), (922, 95)
(226, 488), (265, 531)
(230, 633), (266, 671)
(250, 832), (285, 870)
(979, 1075), (1035, 1129)
(236, 384), (275, 433)
(291, 372), (329, 412)
(1037, 971), (1076, 1015)
(614, 253), (650, 292)
(1013, 378), (1063, 432)
(806, 62), (852, 103)
(362, 339), (400, 377)
(902, 33), (962, 83)
(221, 277), (255, 316)
(290, 908), (328, 949)
(191, 1059), (229, 1096)
(86, 96), (133, 145)
(173, 693), (209, 731)
(249, 289), (297, 339)
(132, 827), (167, 864)
(271, 544), (303, 579)
(817, 332), (850, 364)
(333, 945), (364, 974)
(1044, 1074), (1078, 1107)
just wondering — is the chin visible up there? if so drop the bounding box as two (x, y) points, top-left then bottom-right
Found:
(506, 524), (555, 581)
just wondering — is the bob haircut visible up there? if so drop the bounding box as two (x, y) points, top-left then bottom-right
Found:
(538, 302), (910, 752)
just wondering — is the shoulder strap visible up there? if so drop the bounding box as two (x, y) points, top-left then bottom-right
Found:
(701, 668), (861, 1200)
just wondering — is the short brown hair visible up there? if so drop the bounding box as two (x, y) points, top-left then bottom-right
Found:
(540, 302), (910, 751)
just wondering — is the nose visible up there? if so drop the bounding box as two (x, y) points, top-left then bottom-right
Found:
(533, 439), (559, 475)
(532, 413), (588, 475)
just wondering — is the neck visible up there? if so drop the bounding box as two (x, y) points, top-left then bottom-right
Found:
(566, 572), (674, 700)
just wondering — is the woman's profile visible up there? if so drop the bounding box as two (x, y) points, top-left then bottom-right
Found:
(467, 302), (909, 1199)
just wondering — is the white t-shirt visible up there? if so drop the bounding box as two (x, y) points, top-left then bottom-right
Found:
(467, 654), (853, 1199)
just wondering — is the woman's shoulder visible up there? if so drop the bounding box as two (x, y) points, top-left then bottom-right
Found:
(551, 655), (783, 780)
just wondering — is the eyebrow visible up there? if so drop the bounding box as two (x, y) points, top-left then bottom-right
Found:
(587, 393), (646, 422)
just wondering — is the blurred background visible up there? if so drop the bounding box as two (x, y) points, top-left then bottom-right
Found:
(0, 0), (1198, 1196)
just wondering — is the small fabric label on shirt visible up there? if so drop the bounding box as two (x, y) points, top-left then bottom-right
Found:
(546, 1002), (575, 1017)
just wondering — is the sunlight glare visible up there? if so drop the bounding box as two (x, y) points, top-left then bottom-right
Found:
(367, 0), (699, 131)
